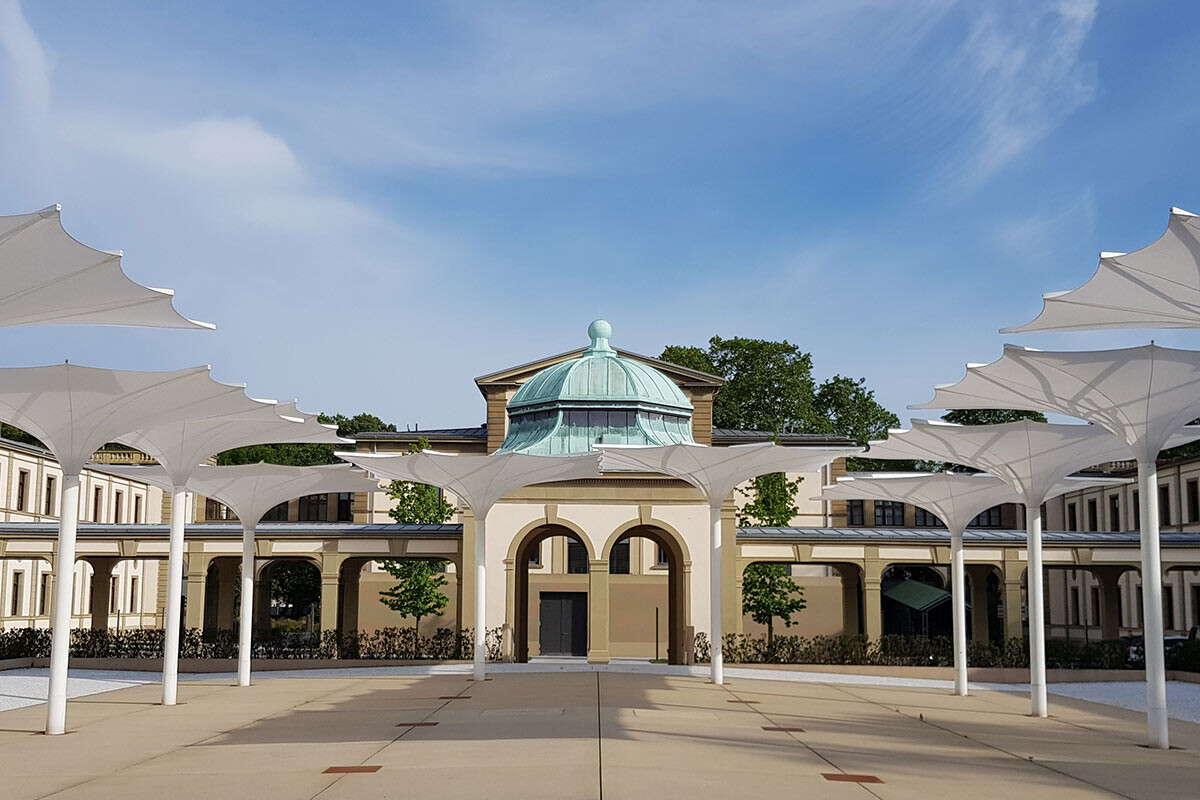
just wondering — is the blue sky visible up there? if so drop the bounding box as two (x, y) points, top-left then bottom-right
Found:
(2, 1), (1198, 431)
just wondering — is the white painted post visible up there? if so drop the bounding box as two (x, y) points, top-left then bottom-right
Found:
(161, 486), (187, 705)
(710, 504), (723, 685)
(951, 527), (968, 696)
(1138, 461), (1169, 749)
(474, 515), (487, 681)
(238, 522), (255, 687)
(1026, 505), (1048, 717)
(45, 474), (81, 735)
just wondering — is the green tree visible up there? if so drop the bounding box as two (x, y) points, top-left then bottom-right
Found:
(941, 409), (1047, 426)
(0, 423), (44, 449)
(387, 438), (455, 525)
(377, 559), (451, 657)
(741, 563), (806, 644)
(738, 471), (801, 527)
(270, 561), (321, 626)
(217, 411), (397, 466)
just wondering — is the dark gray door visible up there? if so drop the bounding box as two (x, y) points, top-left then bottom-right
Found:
(539, 592), (587, 656)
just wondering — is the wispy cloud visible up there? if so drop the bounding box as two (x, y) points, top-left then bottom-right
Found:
(0, 0), (49, 118)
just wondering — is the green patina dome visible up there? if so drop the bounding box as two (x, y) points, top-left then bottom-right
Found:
(498, 320), (695, 455)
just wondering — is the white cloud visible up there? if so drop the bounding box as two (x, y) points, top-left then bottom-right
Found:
(0, 0), (49, 119)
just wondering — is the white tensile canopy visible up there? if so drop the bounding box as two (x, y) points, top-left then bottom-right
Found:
(0, 205), (212, 329)
(109, 463), (380, 687)
(336, 450), (602, 680)
(1003, 207), (1200, 332)
(0, 363), (271, 734)
(595, 442), (862, 685)
(817, 472), (1129, 698)
(914, 344), (1200, 748)
(109, 403), (348, 705)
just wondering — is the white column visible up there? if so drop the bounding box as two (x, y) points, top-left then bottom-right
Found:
(161, 486), (188, 705)
(1138, 461), (1169, 749)
(1026, 505), (1048, 717)
(45, 474), (81, 735)
(473, 514), (487, 681)
(238, 522), (255, 687)
(710, 504), (723, 685)
(950, 526), (968, 697)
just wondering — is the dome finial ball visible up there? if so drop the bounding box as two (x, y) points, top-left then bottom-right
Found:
(588, 319), (612, 342)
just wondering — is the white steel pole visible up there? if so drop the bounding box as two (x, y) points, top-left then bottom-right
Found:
(238, 522), (255, 687)
(45, 474), (81, 735)
(1026, 505), (1048, 717)
(161, 486), (188, 705)
(710, 504), (723, 685)
(1138, 461), (1169, 749)
(950, 526), (968, 696)
(473, 514), (487, 681)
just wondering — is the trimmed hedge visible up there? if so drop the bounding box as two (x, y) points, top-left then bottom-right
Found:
(0, 626), (504, 662)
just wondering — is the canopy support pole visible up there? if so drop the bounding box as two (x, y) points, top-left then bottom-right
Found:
(45, 474), (80, 735)
(473, 516), (487, 681)
(950, 527), (968, 696)
(161, 486), (187, 705)
(1138, 460), (1169, 749)
(238, 523), (255, 687)
(710, 504), (723, 685)
(1026, 505), (1048, 717)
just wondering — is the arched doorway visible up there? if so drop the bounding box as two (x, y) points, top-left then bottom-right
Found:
(514, 524), (593, 661)
(881, 564), (949, 637)
(253, 558), (322, 634)
(604, 524), (687, 665)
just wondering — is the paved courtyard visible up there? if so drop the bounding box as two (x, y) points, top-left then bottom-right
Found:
(1, 668), (1197, 799)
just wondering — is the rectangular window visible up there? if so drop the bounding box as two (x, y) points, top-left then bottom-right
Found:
(1067, 502), (1078, 532)
(1090, 586), (1100, 627)
(1069, 586), (1079, 625)
(1109, 494), (1121, 532)
(129, 577), (139, 613)
(298, 494), (328, 522)
(109, 575), (119, 613)
(205, 498), (226, 520)
(1164, 586), (1175, 630)
(1160, 486), (1171, 526)
(93, 486), (103, 522)
(44, 476), (56, 516)
(1086, 499), (1098, 532)
(262, 501), (289, 522)
(1137, 586), (1144, 628)
(1133, 491), (1140, 525)
(38, 573), (50, 615)
(10, 571), (23, 615)
(609, 539), (630, 574)
(113, 490), (123, 524)
(133, 494), (142, 523)
(656, 544), (669, 567)
(913, 507), (940, 527)
(527, 542), (541, 567)
(1189, 479), (1200, 524)
(968, 505), (1003, 528)
(874, 500), (904, 527)
(16, 469), (28, 512)
(846, 499), (864, 527)
(567, 540), (588, 574)
(337, 492), (354, 522)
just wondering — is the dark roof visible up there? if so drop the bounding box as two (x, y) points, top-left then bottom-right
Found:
(0, 522), (463, 538)
(738, 527), (1200, 545)
(712, 429), (856, 446)
(355, 427), (488, 442)
(883, 580), (950, 612)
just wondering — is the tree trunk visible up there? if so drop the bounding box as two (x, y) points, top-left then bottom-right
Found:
(767, 618), (774, 646)
(413, 615), (421, 660)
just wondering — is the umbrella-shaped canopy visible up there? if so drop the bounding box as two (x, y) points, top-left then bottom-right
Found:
(912, 344), (1200, 463)
(1003, 207), (1200, 332)
(0, 205), (212, 329)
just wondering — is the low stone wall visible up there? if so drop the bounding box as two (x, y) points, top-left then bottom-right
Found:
(730, 663), (1200, 684)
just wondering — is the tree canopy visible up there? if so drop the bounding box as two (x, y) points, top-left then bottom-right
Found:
(217, 411), (396, 466)
(378, 559), (451, 656)
(387, 438), (456, 525)
(941, 409), (1047, 426)
(741, 563), (806, 643)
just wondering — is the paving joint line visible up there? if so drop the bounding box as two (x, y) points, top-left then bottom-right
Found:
(716, 681), (884, 799)
(828, 683), (1136, 800)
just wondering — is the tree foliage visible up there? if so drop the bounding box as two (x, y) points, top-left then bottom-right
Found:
(0, 423), (44, 449)
(738, 471), (801, 527)
(377, 559), (451, 656)
(941, 409), (1047, 426)
(269, 561), (321, 623)
(741, 563), (806, 643)
(387, 438), (455, 525)
(217, 411), (396, 466)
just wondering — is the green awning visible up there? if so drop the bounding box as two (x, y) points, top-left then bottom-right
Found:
(882, 580), (951, 612)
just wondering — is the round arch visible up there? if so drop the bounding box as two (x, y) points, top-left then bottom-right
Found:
(513, 523), (594, 662)
(601, 519), (689, 665)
